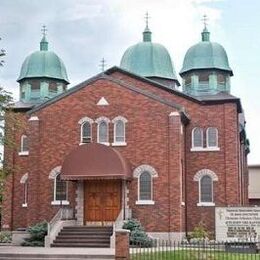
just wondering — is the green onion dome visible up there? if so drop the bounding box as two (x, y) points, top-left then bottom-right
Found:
(17, 36), (69, 83)
(120, 26), (179, 83)
(180, 28), (233, 76)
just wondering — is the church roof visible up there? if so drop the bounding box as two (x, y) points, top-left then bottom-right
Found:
(25, 66), (242, 116)
(120, 25), (179, 84)
(17, 35), (69, 83)
(180, 27), (233, 76)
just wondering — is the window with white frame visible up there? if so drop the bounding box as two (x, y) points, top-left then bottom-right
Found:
(112, 116), (128, 145)
(49, 166), (69, 205)
(206, 127), (218, 148)
(96, 117), (110, 145)
(78, 117), (94, 144)
(19, 135), (29, 155)
(200, 175), (213, 203)
(193, 169), (218, 206)
(20, 173), (28, 207)
(81, 122), (92, 143)
(192, 128), (203, 148)
(54, 173), (68, 202)
(133, 165), (158, 205)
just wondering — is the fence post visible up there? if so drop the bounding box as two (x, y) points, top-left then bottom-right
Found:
(115, 229), (130, 260)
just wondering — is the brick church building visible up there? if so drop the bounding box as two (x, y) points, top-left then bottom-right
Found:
(2, 21), (249, 243)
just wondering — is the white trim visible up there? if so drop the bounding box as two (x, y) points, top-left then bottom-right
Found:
(197, 202), (215, 207)
(49, 166), (62, 179)
(190, 147), (220, 152)
(53, 173), (68, 203)
(96, 117), (109, 144)
(191, 127), (203, 149)
(133, 165), (158, 178)
(193, 169), (218, 181)
(28, 116), (39, 121)
(206, 127), (219, 148)
(78, 116), (94, 125)
(169, 111), (179, 116)
(95, 116), (110, 124)
(112, 142), (127, 146)
(18, 151), (29, 156)
(22, 203), (28, 208)
(51, 200), (70, 206)
(135, 200), (155, 205)
(112, 116), (128, 123)
(97, 97), (109, 106)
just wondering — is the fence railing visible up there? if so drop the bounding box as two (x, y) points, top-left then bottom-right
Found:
(130, 239), (260, 259)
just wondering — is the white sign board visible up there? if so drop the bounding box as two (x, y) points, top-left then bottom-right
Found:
(215, 207), (260, 241)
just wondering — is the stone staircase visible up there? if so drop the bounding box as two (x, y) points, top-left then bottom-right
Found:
(51, 226), (113, 248)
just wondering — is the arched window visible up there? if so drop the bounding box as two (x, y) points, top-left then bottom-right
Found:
(78, 117), (93, 144)
(193, 169), (218, 206)
(54, 173), (68, 202)
(20, 173), (28, 207)
(20, 135), (29, 154)
(139, 171), (152, 200)
(96, 117), (110, 145)
(207, 127), (218, 148)
(112, 116), (128, 145)
(133, 165), (158, 205)
(49, 166), (69, 205)
(81, 122), (92, 143)
(200, 175), (213, 203)
(192, 128), (203, 148)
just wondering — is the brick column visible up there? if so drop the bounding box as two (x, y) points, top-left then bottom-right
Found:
(27, 115), (40, 225)
(115, 229), (130, 260)
(168, 111), (183, 237)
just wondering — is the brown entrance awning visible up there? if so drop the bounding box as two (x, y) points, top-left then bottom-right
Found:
(61, 143), (132, 180)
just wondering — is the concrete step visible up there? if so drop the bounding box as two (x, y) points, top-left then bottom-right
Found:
(59, 231), (112, 235)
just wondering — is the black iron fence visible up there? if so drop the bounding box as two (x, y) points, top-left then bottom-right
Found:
(130, 240), (260, 259)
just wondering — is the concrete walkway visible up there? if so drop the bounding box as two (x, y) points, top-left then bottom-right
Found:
(0, 246), (115, 259)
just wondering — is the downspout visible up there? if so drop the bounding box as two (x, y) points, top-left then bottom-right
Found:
(183, 125), (188, 238)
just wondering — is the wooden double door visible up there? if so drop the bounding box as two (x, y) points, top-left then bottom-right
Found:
(84, 180), (122, 222)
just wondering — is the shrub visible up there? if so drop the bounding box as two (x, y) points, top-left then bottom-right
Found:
(123, 219), (152, 247)
(22, 221), (47, 247)
(0, 231), (11, 243)
(188, 222), (209, 242)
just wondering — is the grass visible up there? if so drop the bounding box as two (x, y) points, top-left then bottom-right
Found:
(131, 249), (260, 259)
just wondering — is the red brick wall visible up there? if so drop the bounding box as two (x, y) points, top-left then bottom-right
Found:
(2, 72), (246, 236)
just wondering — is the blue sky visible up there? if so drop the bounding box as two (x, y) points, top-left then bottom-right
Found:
(0, 0), (259, 164)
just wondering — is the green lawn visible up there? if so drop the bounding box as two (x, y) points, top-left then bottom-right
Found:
(131, 249), (260, 259)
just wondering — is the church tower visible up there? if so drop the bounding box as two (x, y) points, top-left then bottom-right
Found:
(180, 18), (233, 96)
(17, 27), (69, 104)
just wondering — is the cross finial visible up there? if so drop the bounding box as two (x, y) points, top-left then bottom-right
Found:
(202, 14), (208, 29)
(144, 11), (150, 28)
(41, 25), (47, 36)
(99, 58), (106, 72)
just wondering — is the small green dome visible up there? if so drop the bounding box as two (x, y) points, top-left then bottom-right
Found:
(120, 27), (178, 82)
(17, 36), (69, 83)
(180, 28), (233, 76)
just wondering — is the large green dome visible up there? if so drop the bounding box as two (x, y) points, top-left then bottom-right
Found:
(180, 28), (233, 76)
(17, 36), (69, 83)
(120, 27), (178, 82)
